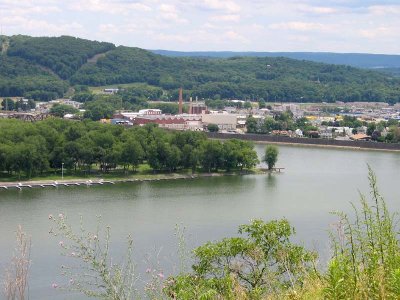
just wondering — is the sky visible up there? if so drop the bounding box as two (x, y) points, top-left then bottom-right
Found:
(0, 0), (399, 54)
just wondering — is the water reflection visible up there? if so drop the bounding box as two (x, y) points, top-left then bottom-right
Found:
(266, 173), (277, 189)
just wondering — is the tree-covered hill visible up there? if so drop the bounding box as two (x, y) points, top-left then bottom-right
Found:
(1, 35), (400, 103)
(6, 35), (115, 79)
(0, 55), (68, 100)
(72, 46), (400, 103)
(152, 50), (400, 69)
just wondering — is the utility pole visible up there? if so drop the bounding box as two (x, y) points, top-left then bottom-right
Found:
(61, 163), (64, 180)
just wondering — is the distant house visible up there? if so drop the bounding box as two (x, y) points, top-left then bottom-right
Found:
(319, 127), (333, 139)
(350, 133), (371, 141)
(138, 109), (162, 115)
(294, 129), (303, 137)
(103, 88), (119, 94)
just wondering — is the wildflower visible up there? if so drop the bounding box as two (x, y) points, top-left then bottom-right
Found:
(58, 213), (64, 219)
(93, 235), (98, 240)
(52, 283), (58, 289)
(157, 272), (164, 279)
(146, 268), (152, 273)
(59, 241), (64, 247)
(69, 279), (74, 284)
(71, 252), (76, 257)
(48, 214), (53, 220)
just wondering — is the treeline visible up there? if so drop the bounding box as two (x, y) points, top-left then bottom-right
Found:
(2, 35), (400, 103)
(247, 111), (317, 135)
(0, 119), (259, 179)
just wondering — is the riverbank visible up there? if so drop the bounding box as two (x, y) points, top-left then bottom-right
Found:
(0, 169), (268, 191)
(207, 132), (400, 152)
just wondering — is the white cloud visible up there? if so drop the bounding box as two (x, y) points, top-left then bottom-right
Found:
(153, 33), (189, 43)
(359, 26), (398, 39)
(158, 3), (188, 23)
(269, 22), (330, 32)
(368, 5), (400, 15)
(298, 5), (338, 14)
(210, 14), (240, 22)
(69, 0), (152, 14)
(224, 30), (248, 43)
(200, 0), (241, 13)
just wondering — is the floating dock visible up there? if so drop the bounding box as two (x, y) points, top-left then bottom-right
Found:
(0, 180), (116, 190)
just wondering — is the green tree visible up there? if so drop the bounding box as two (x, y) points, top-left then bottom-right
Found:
(264, 145), (279, 170)
(84, 100), (115, 121)
(199, 140), (224, 172)
(207, 123), (219, 132)
(246, 116), (258, 133)
(50, 104), (79, 117)
(166, 219), (317, 298)
(120, 139), (144, 171)
(1, 98), (15, 111)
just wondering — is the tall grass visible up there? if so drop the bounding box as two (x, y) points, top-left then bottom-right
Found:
(325, 166), (400, 299)
(3, 226), (31, 300)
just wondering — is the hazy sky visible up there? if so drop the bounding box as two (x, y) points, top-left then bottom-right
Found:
(0, 0), (399, 54)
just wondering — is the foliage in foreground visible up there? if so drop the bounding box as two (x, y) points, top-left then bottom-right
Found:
(325, 166), (400, 299)
(167, 167), (400, 299)
(165, 219), (318, 299)
(49, 214), (138, 300)
(3, 226), (31, 300)
(5, 168), (400, 299)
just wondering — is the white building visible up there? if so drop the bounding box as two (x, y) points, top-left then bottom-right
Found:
(202, 113), (237, 130)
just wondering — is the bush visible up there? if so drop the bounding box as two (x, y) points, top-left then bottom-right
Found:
(165, 219), (318, 299)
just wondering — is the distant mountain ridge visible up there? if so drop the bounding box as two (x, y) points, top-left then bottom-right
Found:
(151, 50), (400, 69)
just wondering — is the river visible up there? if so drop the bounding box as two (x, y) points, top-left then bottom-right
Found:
(0, 144), (400, 299)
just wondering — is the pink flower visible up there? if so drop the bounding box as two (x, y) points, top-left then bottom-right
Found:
(58, 213), (64, 219)
(157, 273), (164, 279)
(70, 252), (76, 257)
(48, 214), (53, 220)
(52, 283), (58, 289)
(146, 268), (151, 273)
(69, 279), (74, 284)
(59, 241), (64, 247)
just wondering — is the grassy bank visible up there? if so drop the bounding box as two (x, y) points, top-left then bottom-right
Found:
(0, 163), (266, 185)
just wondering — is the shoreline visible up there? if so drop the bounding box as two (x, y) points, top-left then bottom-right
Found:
(252, 140), (400, 153)
(207, 133), (400, 153)
(0, 170), (269, 191)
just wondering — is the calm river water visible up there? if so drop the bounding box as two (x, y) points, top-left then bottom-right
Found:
(0, 144), (400, 299)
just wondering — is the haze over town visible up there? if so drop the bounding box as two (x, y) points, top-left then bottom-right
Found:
(1, 0), (399, 54)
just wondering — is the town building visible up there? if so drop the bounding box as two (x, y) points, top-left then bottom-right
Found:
(202, 113), (237, 131)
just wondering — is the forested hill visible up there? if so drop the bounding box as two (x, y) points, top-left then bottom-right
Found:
(151, 50), (400, 69)
(1, 35), (400, 103)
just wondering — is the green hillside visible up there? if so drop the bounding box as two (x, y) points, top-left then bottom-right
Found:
(6, 35), (115, 79)
(72, 46), (400, 103)
(0, 55), (68, 100)
(1, 35), (400, 103)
